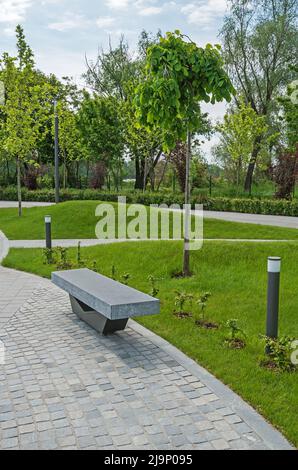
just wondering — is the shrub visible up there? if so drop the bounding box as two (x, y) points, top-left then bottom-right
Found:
(0, 187), (297, 216)
(261, 336), (296, 372)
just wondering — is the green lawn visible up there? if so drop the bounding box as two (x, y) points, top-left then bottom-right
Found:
(0, 200), (298, 240)
(3, 240), (298, 446)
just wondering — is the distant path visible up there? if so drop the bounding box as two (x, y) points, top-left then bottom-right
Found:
(0, 201), (54, 208)
(202, 211), (298, 229)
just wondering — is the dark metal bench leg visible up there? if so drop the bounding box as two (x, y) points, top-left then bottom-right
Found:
(69, 295), (128, 335)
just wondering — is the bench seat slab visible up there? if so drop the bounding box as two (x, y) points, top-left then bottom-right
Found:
(69, 295), (128, 335)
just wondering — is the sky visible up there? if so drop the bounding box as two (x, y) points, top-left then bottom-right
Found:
(0, 0), (231, 160)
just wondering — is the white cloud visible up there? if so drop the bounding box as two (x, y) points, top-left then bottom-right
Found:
(96, 16), (116, 28)
(48, 14), (88, 32)
(0, 0), (33, 23)
(105, 0), (130, 9)
(138, 6), (162, 16)
(181, 0), (227, 28)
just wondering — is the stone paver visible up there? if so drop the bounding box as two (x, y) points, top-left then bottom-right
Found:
(0, 277), (293, 450)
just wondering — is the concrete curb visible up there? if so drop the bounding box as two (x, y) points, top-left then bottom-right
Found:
(129, 320), (294, 450)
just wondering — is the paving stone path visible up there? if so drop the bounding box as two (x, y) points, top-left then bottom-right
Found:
(0, 273), (293, 450)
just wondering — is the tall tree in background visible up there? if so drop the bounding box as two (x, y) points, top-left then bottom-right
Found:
(84, 32), (162, 189)
(77, 93), (124, 190)
(275, 76), (298, 199)
(221, 0), (298, 193)
(135, 31), (234, 276)
(216, 100), (273, 191)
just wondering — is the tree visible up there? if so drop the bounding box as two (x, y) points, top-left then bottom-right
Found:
(216, 99), (272, 191)
(56, 101), (86, 188)
(0, 26), (53, 216)
(135, 31), (234, 276)
(274, 76), (298, 198)
(221, 0), (298, 192)
(77, 93), (124, 190)
(84, 32), (163, 189)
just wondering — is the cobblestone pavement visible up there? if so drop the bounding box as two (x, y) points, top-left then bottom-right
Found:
(0, 280), (293, 450)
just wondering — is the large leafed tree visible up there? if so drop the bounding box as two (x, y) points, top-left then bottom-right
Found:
(135, 31), (235, 276)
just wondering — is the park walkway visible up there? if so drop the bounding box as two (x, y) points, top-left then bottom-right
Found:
(0, 236), (293, 450)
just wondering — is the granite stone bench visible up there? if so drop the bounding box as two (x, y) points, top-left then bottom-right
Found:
(51, 268), (160, 335)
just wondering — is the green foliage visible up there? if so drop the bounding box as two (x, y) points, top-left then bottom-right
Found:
(226, 319), (246, 340)
(55, 246), (72, 270)
(121, 272), (131, 285)
(174, 290), (193, 313)
(197, 292), (211, 320)
(135, 31), (235, 151)
(147, 275), (160, 297)
(262, 336), (297, 372)
(111, 265), (117, 280)
(278, 76), (298, 152)
(77, 93), (124, 166)
(216, 100), (276, 182)
(42, 248), (54, 265)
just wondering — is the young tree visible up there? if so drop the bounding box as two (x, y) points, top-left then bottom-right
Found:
(216, 100), (272, 191)
(221, 0), (298, 192)
(0, 26), (53, 215)
(135, 31), (234, 276)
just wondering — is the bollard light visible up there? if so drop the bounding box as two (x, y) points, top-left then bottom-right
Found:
(266, 256), (281, 353)
(45, 215), (52, 250)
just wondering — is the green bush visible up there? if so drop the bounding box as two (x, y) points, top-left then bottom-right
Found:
(0, 186), (297, 216)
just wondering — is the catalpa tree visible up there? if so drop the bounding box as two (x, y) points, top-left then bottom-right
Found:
(135, 31), (235, 276)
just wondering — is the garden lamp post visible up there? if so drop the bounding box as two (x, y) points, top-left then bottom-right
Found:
(54, 99), (60, 203)
(45, 215), (52, 250)
(266, 257), (281, 354)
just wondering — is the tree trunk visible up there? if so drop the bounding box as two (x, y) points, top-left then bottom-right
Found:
(16, 157), (22, 217)
(157, 158), (168, 191)
(244, 136), (262, 194)
(143, 158), (148, 192)
(86, 161), (90, 187)
(6, 159), (10, 184)
(135, 156), (143, 190)
(183, 129), (192, 277)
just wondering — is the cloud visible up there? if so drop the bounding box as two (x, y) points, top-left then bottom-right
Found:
(181, 0), (227, 28)
(138, 6), (162, 16)
(105, 0), (130, 9)
(48, 14), (88, 32)
(96, 16), (116, 28)
(0, 0), (33, 23)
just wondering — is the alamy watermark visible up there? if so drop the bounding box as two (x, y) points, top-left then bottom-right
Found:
(289, 80), (298, 105)
(0, 339), (5, 365)
(291, 340), (298, 365)
(0, 81), (5, 106)
(95, 197), (203, 251)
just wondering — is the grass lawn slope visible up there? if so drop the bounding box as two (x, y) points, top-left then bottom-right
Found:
(0, 200), (298, 240)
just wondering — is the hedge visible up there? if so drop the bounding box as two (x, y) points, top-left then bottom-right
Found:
(0, 186), (297, 217)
